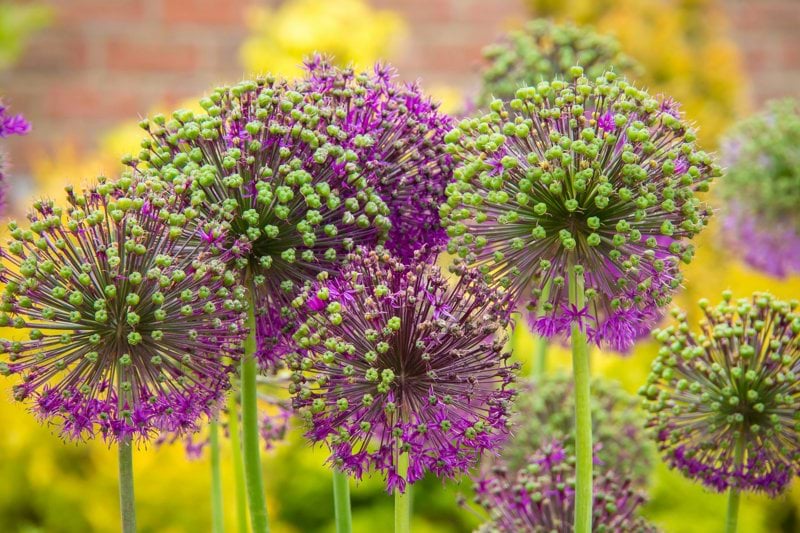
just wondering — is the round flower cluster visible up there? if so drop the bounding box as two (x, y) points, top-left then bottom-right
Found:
(471, 441), (656, 532)
(499, 374), (652, 486)
(301, 56), (454, 262)
(130, 76), (392, 366)
(287, 248), (517, 492)
(0, 180), (246, 442)
(479, 20), (639, 107)
(442, 69), (720, 351)
(719, 99), (800, 277)
(640, 291), (800, 495)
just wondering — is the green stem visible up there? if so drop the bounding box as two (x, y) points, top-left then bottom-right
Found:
(569, 265), (592, 533)
(725, 437), (746, 533)
(332, 469), (353, 533)
(118, 436), (137, 533)
(531, 280), (552, 378)
(394, 451), (411, 533)
(210, 418), (225, 533)
(242, 292), (269, 533)
(532, 336), (549, 377)
(228, 391), (250, 533)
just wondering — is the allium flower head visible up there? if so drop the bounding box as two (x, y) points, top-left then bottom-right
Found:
(287, 248), (517, 492)
(470, 441), (656, 533)
(131, 75), (394, 367)
(640, 291), (800, 495)
(442, 69), (720, 350)
(499, 374), (652, 486)
(719, 99), (800, 277)
(301, 56), (454, 262)
(0, 179), (246, 442)
(479, 20), (640, 107)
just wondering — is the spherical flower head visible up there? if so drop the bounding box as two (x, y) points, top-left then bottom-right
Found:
(130, 76), (393, 368)
(0, 179), (247, 442)
(442, 69), (720, 351)
(470, 441), (656, 533)
(301, 56), (454, 262)
(640, 291), (800, 495)
(498, 374), (652, 486)
(287, 248), (517, 492)
(478, 20), (640, 108)
(719, 99), (800, 277)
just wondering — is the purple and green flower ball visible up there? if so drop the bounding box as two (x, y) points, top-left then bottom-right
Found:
(442, 68), (720, 351)
(640, 291), (800, 496)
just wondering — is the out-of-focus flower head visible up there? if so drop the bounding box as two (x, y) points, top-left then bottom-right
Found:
(525, 0), (745, 146)
(498, 374), (652, 486)
(301, 56), (454, 262)
(479, 19), (640, 107)
(0, 101), (30, 138)
(0, 178), (247, 443)
(718, 99), (800, 278)
(468, 441), (657, 532)
(0, 99), (31, 215)
(287, 247), (517, 492)
(640, 291), (800, 496)
(442, 69), (720, 351)
(129, 76), (393, 369)
(240, 0), (404, 78)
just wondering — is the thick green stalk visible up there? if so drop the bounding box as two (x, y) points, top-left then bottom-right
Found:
(725, 437), (746, 533)
(394, 451), (411, 533)
(228, 392), (250, 533)
(531, 280), (552, 377)
(532, 336), (549, 377)
(332, 469), (353, 533)
(569, 265), (592, 533)
(242, 292), (269, 533)
(118, 436), (137, 533)
(210, 418), (225, 533)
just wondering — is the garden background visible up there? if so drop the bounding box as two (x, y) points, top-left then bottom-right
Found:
(0, 0), (798, 531)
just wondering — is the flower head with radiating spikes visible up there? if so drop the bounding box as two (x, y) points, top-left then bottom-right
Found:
(442, 69), (720, 351)
(468, 441), (656, 533)
(0, 179), (246, 442)
(478, 20), (639, 107)
(301, 56), (454, 262)
(719, 99), (800, 277)
(287, 248), (517, 492)
(130, 75), (393, 367)
(499, 374), (653, 486)
(640, 291), (800, 495)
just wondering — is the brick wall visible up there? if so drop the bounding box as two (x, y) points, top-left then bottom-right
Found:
(1, 0), (798, 175)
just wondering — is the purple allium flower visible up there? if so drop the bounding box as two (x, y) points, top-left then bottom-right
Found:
(498, 375), (653, 487)
(468, 441), (657, 532)
(286, 248), (517, 492)
(442, 69), (720, 351)
(719, 99), (800, 278)
(300, 56), (454, 262)
(130, 76), (394, 368)
(0, 101), (31, 138)
(0, 179), (247, 443)
(478, 19), (640, 108)
(640, 291), (800, 496)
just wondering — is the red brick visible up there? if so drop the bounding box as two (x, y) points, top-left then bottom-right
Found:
(105, 38), (199, 72)
(161, 0), (248, 26)
(46, 83), (140, 120)
(17, 33), (88, 71)
(57, 0), (145, 24)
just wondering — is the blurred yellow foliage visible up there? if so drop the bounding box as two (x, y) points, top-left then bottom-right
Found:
(240, 0), (405, 77)
(527, 0), (746, 145)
